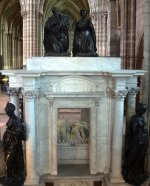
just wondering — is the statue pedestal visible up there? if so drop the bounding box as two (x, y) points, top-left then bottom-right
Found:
(0, 57), (146, 186)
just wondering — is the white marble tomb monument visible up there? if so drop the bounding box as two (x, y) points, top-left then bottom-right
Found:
(1, 57), (145, 186)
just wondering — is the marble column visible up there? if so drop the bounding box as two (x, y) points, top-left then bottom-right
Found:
(9, 88), (20, 118)
(24, 91), (39, 185)
(89, 98), (99, 174)
(48, 98), (57, 175)
(110, 89), (128, 183)
(126, 87), (139, 123)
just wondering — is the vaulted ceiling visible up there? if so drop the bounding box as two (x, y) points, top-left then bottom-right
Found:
(0, 0), (22, 35)
(43, 0), (89, 21)
(0, 0), (89, 34)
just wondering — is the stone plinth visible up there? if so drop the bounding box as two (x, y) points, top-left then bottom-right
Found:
(27, 57), (121, 71)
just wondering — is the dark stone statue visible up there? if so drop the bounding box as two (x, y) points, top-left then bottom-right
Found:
(2, 102), (26, 186)
(73, 9), (97, 57)
(44, 7), (69, 56)
(122, 103), (149, 186)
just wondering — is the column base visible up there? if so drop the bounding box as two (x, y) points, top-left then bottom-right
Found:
(103, 174), (131, 186)
(24, 177), (39, 186)
(51, 171), (57, 175)
(90, 168), (97, 175)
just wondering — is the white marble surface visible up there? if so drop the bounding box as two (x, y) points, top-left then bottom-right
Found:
(27, 57), (121, 71)
(58, 145), (88, 164)
(1, 57), (146, 186)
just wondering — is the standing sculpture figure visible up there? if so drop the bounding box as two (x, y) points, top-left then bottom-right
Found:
(73, 9), (97, 57)
(2, 102), (26, 186)
(44, 7), (69, 56)
(122, 103), (149, 186)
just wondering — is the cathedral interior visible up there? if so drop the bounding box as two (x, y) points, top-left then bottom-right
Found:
(0, 0), (150, 186)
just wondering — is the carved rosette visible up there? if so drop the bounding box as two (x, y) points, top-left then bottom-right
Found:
(112, 89), (128, 100)
(128, 87), (140, 96)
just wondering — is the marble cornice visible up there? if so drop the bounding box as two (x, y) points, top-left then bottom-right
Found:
(44, 92), (105, 98)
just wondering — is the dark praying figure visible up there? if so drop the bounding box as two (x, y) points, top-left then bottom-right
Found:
(2, 102), (26, 186)
(73, 9), (97, 57)
(44, 7), (69, 56)
(122, 103), (149, 186)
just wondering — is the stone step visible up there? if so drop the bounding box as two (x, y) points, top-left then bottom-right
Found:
(40, 174), (104, 186)
(103, 175), (150, 186)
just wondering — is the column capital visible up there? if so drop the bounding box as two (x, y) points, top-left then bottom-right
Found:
(112, 89), (128, 100)
(8, 88), (20, 97)
(4, 32), (8, 36)
(94, 98), (100, 107)
(8, 33), (13, 37)
(24, 89), (42, 101)
(24, 91), (37, 101)
(128, 87), (140, 96)
(21, 10), (43, 18)
(48, 98), (55, 107)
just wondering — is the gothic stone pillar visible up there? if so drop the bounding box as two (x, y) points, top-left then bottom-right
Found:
(21, 8), (42, 66)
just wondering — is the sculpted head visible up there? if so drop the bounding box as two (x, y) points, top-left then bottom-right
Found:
(52, 7), (61, 18)
(136, 103), (147, 116)
(5, 102), (15, 117)
(80, 9), (89, 18)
